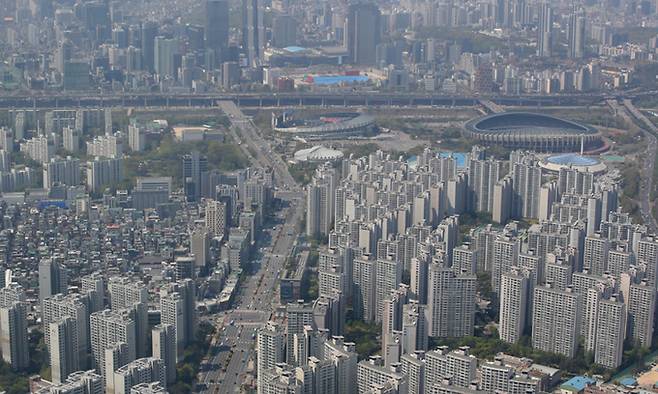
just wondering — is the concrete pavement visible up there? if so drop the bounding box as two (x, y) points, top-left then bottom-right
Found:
(197, 102), (303, 393)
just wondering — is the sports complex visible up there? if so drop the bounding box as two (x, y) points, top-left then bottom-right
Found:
(463, 112), (603, 152)
(272, 111), (377, 140)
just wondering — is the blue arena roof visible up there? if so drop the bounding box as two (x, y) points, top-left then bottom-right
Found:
(546, 153), (600, 167)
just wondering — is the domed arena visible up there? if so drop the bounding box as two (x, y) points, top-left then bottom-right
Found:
(539, 153), (607, 173)
(463, 112), (602, 152)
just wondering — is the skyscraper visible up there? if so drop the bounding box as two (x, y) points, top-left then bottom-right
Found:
(346, 3), (381, 65)
(182, 151), (208, 201)
(568, 9), (586, 59)
(242, 0), (264, 66)
(154, 37), (180, 78)
(272, 14), (298, 48)
(141, 22), (158, 72)
(205, 0), (229, 59)
(537, 2), (553, 57)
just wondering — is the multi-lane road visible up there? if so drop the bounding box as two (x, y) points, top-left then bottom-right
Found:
(621, 99), (658, 233)
(198, 102), (303, 393)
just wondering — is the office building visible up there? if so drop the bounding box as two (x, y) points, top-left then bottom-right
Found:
(537, 2), (553, 57)
(154, 37), (180, 78)
(141, 21), (158, 72)
(272, 14), (298, 47)
(190, 229), (211, 268)
(243, 0), (265, 66)
(568, 9), (586, 59)
(206, 0), (229, 57)
(182, 151), (208, 201)
(346, 3), (381, 65)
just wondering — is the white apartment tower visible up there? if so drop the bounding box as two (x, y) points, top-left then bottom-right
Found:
(532, 284), (581, 358)
(499, 267), (530, 344)
(427, 265), (476, 338)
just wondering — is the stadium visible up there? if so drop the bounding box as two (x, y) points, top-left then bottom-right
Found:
(463, 112), (602, 152)
(272, 111), (377, 140)
(539, 153), (607, 174)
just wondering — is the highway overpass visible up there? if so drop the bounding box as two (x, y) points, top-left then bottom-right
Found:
(0, 92), (613, 110)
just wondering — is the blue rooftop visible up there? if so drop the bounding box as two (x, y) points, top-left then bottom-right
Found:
(561, 376), (596, 392)
(619, 377), (637, 387)
(284, 46), (306, 53)
(547, 153), (599, 166)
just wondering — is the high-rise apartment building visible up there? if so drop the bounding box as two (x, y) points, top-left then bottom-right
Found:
(499, 267), (530, 344)
(0, 302), (28, 370)
(152, 324), (177, 385)
(427, 265), (476, 338)
(89, 309), (137, 380)
(257, 321), (286, 394)
(532, 284), (581, 358)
